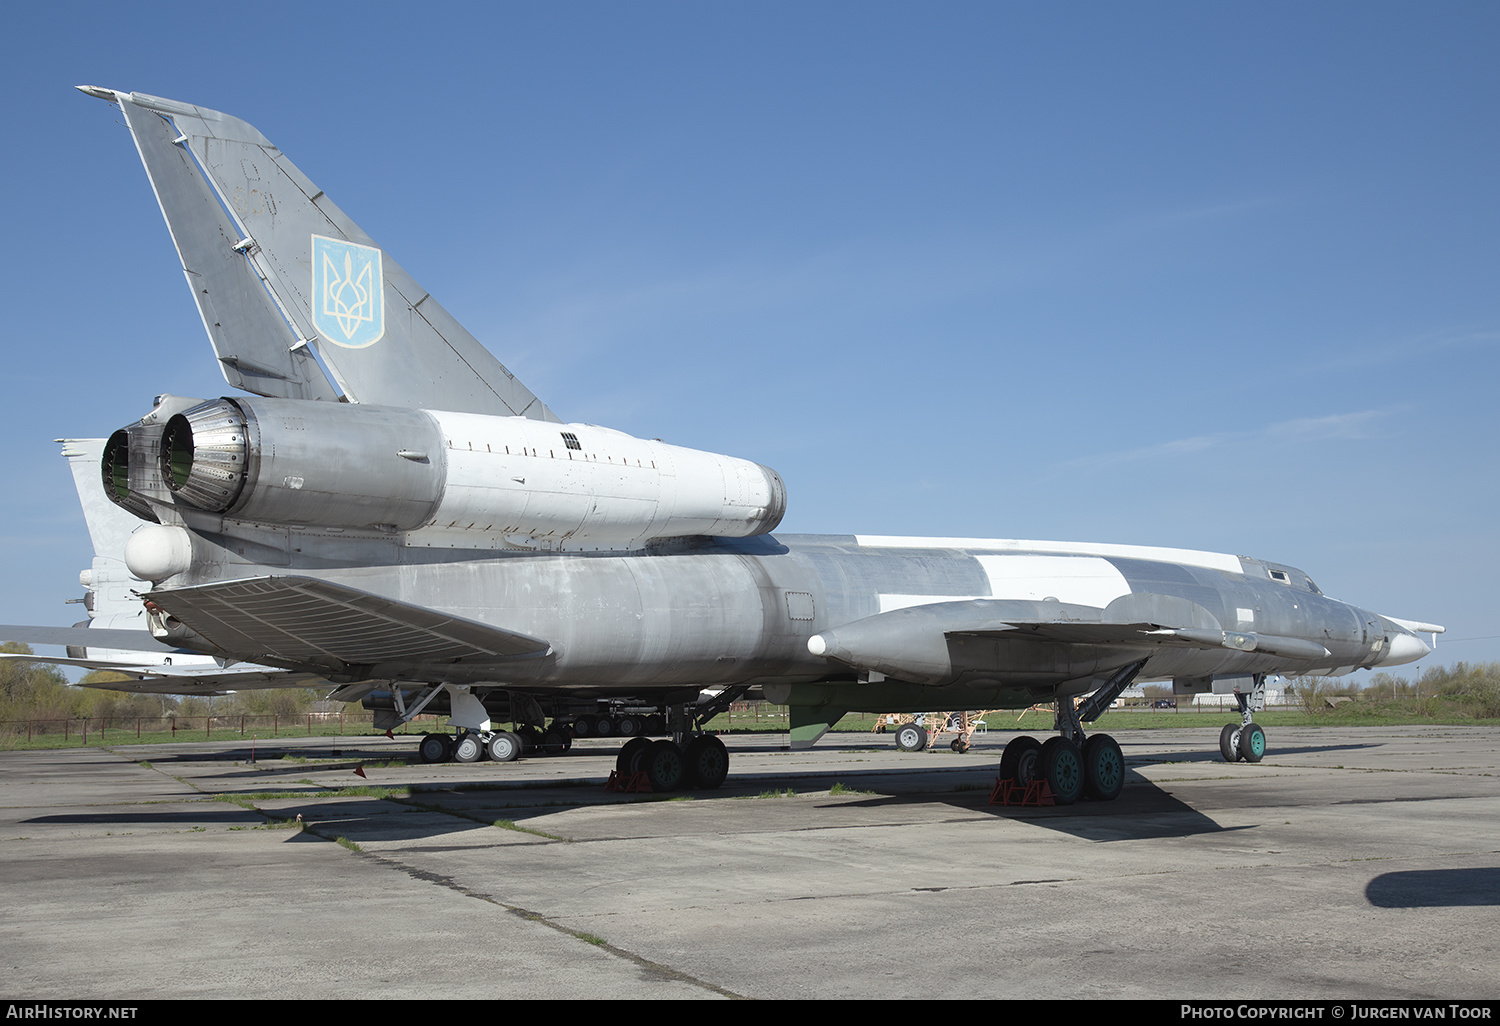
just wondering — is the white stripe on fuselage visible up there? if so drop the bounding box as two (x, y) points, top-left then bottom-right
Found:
(878, 554), (1134, 613)
(855, 536), (1245, 575)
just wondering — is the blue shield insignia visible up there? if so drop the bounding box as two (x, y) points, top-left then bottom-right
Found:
(311, 235), (385, 348)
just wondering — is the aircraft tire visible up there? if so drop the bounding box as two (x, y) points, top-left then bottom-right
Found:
(616, 716), (640, 737)
(683, 734), (729, 789)
(571, 716), (594, 738)
(999, 735), (1042, 786)
(1238, 723), (1266, 763)
(895, 723), (927, 752)
(487, 731), (522, 763)
(1039, 736), (1084, 805)
(951, 738), (970, 754)
(617, 736), (653, 776)
(418, 733), (452, 764)
(643, 740), (686, 792)
(453, 733), (484, 763)
(1081, 733), (1124, 801)
(594, 717), (614, 738)
(540, 730), (567, 755)
(1219, 723), (1240, 763)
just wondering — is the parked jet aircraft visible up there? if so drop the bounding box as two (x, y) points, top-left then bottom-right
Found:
(1, 87), (1444, 803)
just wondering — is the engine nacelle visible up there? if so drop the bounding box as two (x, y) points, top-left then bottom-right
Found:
(139, 397), (786, 548)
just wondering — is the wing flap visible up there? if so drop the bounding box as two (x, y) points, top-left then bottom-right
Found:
(145, 576), (551, 675)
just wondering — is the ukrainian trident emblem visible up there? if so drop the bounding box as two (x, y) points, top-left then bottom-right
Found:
(311, 235), (385, 348)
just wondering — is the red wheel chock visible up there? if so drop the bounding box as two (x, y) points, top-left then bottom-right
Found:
(606, 769), (653, 792)
(989, 776), (1056, 806)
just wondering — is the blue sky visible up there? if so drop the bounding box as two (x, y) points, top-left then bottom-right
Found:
(2, 2), (1496, 677)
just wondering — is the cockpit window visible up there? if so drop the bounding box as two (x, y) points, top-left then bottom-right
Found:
(1268, 569), (1289, 583)
(1304, 577), (1321, 595)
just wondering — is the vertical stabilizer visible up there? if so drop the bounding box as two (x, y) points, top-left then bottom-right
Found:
(83, 87), (559, 420)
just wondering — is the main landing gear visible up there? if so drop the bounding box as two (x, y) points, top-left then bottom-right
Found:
(997, 661), (1144, 805)
(1219, 673), (1268, 763)
(998, 729), (1125, 805)
(614, 734), (730, 792)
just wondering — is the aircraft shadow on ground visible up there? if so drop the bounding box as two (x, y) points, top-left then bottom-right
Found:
(1365, 867), (1500, 908)
(1130, 742), (1379, 765)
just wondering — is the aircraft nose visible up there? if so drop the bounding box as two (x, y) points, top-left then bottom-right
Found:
(1381, 632), (1431, 666)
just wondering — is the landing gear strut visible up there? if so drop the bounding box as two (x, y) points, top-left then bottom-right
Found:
(1219, 674), (1268, 763)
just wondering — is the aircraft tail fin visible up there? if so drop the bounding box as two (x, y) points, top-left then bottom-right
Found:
(81, 86), (558, 420)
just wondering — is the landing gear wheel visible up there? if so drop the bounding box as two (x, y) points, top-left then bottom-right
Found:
(895, 723), (928, 752)
(418, 733), (453, 764)
(1081, 733), (1124, 802)
(453, 733), (483, 763)
(999, 735), (1042, 786)
(617, 736), (653, 776)
(951, 738), (970, 754)
(683, 735), (729, 789)
(1039, 736), (1084, 805)
(486, 731), (522, 763)
(540, 730), (567, 755)
(643, 740), (686, 792)
(571, 716), (594, 738)
(615, 715), (639, 737)
(1219, 723), (1241, 763)
(1238, 722), (1266, 763)
(594, 717), (615, 738)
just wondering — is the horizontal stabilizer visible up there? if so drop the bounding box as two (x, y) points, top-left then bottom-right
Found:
(145, 576), (551, 677)
(0, 624), (174, 653)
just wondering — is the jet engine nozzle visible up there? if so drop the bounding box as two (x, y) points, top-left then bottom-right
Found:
(161, 399), (249, 512)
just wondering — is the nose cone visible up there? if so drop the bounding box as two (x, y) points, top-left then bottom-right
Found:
(1381, 631), (1432, 666)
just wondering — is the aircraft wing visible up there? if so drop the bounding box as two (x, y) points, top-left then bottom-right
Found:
(83, 86), (559, 420)
(143, 576), (552, 680)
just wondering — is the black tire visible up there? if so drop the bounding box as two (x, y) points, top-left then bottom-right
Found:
(571, 716), (594, 738)
(895, 723), (928, 752)
(1039, 736), (1084, 805)
(616, 736), (653, 776)
(594, 716), (614, 738)
(453, 733), (483, 763)
(1219, 723), (1240, 763)
(616, 715), (639, 737)
(1081, 733), (1125, 801)
(644, 714), (665, 736)
(683, 735), (729, 789)
(643, 740), (686, 792)
(540, 730), (566, 755)
(1238, 722), (1266, 763)
(951, 738), (970, 754)
(418, 733), (452, 764)
(487, 731), (522, 763)
(999, 735), (1042, 786)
